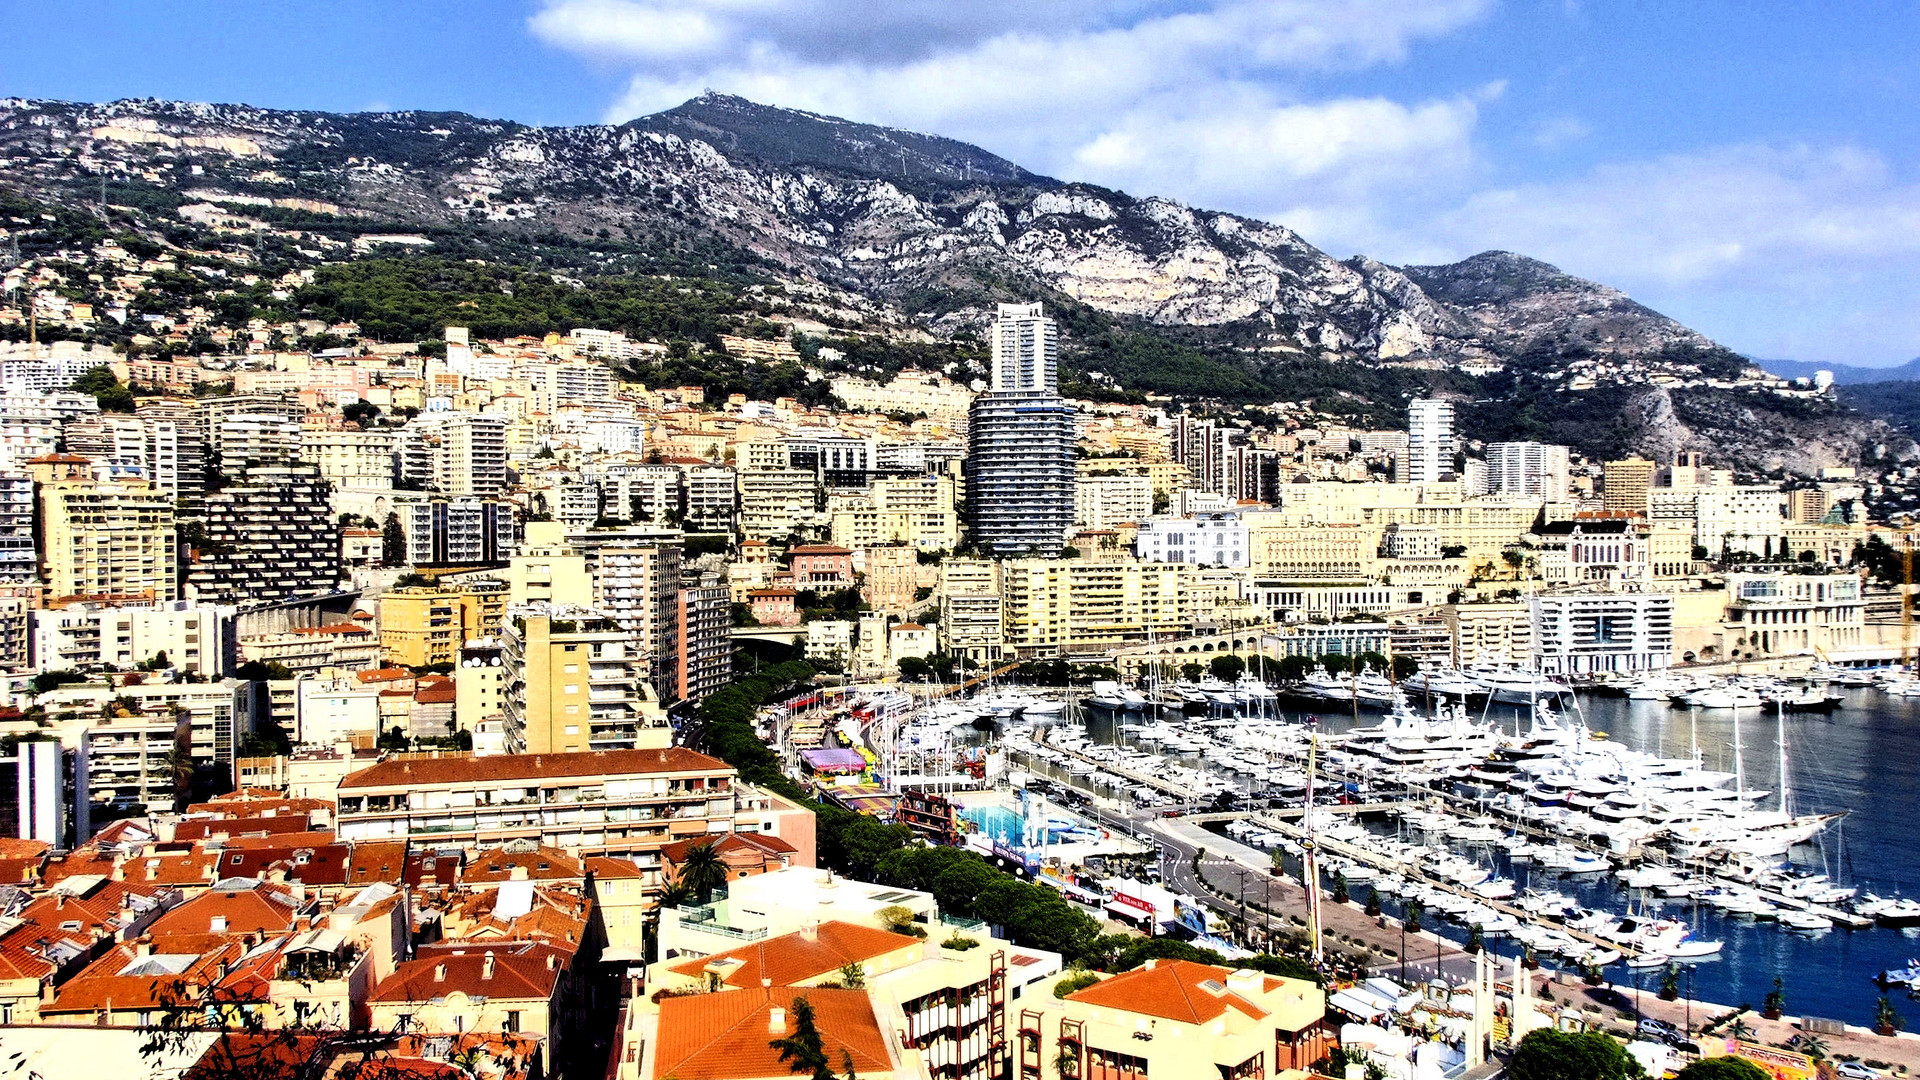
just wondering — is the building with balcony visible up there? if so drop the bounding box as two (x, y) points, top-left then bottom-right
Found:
(1529, 589), (1674, 675)
(30, 456), (176, 603)
(334, 747), (739, 859)
(500, 605), (670, 755)
(183, 464), (342, 605)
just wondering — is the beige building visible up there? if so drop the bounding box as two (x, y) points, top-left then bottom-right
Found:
(378, 581), (506, 669)
(999, 558), (1191, 657)
(1604, 457), (1657, 516)
(335, 747), (739, 858)
(500, 604), (670, 755)
(937, 559), (1003, 663)
(30, 456), (177, 601)
(301, 428), (396, 491)
(1023, 960), (1331, 1080)
(1442, 600), (1532, 666)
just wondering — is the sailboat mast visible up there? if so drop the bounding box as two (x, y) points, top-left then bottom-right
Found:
(1777, 699), (1791, 817)
(1303, 716), (1323, 962)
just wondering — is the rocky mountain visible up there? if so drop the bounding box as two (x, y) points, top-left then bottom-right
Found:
(0, 92), (1911, 475)
(0, 93), (1727, 367)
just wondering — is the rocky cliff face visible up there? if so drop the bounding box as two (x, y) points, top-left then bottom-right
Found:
(3, 93), (1910, 474)
(0, 94), (1717, 367)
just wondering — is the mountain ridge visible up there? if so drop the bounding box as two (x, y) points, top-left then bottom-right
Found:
(0, 92), (1912, 476)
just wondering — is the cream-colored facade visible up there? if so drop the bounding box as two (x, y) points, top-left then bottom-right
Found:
(301, 428), (396, 490)
(379, 581), (506, 668)
(500, 605), (670, 755)
(1022, 961), (1330, 1080)
(1075, 475), (1154, 530)
(999, 558), (1192, 657)
(33, 464), (177, 601)
(1442, 601), (1532, 666)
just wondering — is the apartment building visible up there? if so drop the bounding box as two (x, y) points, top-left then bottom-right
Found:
(33, 601), (234, 677)
(500, 604), (670, 755)
(1529, 590), (1674, 675)
(302, 428), (396, 490)
(1021, 961), (1331, 1080)
(183, 464), (342, 605)
(1486, 441), (1572, 501)
(738, 468), (822, 540)
(379, 581), (507, 668)
(675, 573), (731, 704)
(334, 747), (738, 858)
(1442, 601), (1533, 667)
(402, 497), (515, 565)
(396, 412), (509, 496)
(30, 456), (177, 602)
(999, 559), (1190, 658)
(0, 475), (37, 585)
(1603, 457), (1657, 516)
(1075, 474), (1154, 531)
(938, 559), (1003, 663)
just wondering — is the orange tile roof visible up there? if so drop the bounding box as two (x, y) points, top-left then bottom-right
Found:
(459, 845), (583, 887)
(1066, 959), (1275, 1025)
(585, 856), (645, 879)
(653, 987), (892, 1080)
(340, 748), (731, 790)
(145, 882), (302, 937)
(667, 921), (915, 989)
(369, 941), (569, 1004)
(346, 840), (411, 886)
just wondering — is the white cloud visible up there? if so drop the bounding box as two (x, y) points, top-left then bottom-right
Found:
(1423, 143), (1920, 361)
(527, 0), (1920, 363)
(536, 0), (1496, 250)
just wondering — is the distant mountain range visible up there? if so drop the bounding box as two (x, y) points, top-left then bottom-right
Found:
(0, 91), (1914, 474)
(1756, 357), (1920, 385)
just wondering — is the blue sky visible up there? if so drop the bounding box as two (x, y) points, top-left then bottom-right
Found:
(5, 0), (1918, 365)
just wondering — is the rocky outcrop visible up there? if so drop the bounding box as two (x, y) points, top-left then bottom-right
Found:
(0, 94), (1718, 369)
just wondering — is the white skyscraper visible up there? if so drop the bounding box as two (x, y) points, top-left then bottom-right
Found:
(989, 302), (1059, 393)
(1404, 398), (1456, 484)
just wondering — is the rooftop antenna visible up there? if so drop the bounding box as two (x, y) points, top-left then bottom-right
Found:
(900, 150), (907, 178)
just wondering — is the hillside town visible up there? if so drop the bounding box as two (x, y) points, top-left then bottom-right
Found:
(0, 281), (1912, 1080)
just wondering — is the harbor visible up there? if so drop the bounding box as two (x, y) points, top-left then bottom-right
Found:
(806, 662), (1920, 1033)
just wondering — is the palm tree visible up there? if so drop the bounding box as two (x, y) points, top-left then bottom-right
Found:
(678, 840), (729, 905)
(1799, 1031), (1829, 1062)
(657, 880), (694, 910)
(1728, 1017), (1755, 1042)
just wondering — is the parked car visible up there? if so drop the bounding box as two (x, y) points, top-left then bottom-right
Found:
(1835, 1062), (1877, 1080)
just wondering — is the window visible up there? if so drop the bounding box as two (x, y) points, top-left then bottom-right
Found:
(1087, 1047), (1148, 1080)
(506, 1010), (522, 1032)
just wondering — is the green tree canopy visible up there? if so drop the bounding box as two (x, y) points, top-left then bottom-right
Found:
(1508, 1029), (1646, 1080)
(1675, 1058), (1768, 1080)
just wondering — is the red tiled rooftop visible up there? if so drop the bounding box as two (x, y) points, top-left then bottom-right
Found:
(340, 748), (731, 790)
(1065, 959), (1277, 1025)
(653, 987), (891, 1080)
(667, 920), (915, 989)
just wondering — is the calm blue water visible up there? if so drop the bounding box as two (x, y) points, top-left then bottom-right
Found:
(1075, 688), (1920, 1029)
(1504, 689), (1920, 1031)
